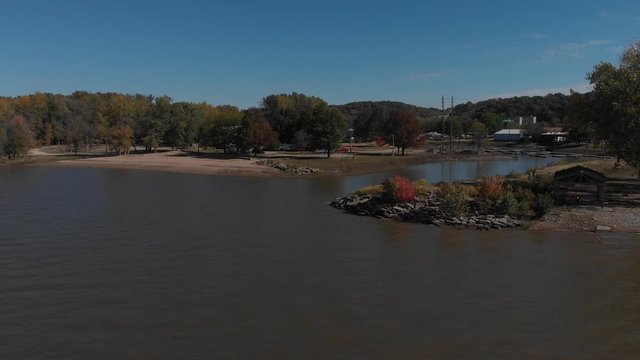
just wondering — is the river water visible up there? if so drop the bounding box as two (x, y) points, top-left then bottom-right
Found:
(2, 158), (640, 359)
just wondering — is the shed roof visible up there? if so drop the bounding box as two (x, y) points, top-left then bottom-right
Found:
(554, 166), (607, 184)
(493, 129), (524, 135)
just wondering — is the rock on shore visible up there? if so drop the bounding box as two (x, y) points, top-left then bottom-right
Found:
(330, 193), (523, 230)
(260, 160), (320, 175)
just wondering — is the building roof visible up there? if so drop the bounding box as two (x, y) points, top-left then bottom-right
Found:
(554, 166), (607, 184)
(493, 129), (524, 135)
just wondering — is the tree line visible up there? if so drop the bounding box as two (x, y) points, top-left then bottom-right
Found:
(568, 41), (640, 174)
(336, 93), (572, 142)
(2, 41), (638, 169)
(0, 92), (353, 159)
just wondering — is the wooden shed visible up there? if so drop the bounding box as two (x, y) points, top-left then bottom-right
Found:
(554, 166), (607, 206)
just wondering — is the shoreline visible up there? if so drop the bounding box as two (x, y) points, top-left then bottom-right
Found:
(329, 159), (640, 234)
(12, 149), (640, 233)
(30, 151), (281, 177)
(15, 147), (533, 177)
(331, 193), (640, 234)
(529, 206), (640, 234)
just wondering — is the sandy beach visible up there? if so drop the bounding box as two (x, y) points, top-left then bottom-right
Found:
(44, 151), (280, 176)
(529, 206), (640, 233)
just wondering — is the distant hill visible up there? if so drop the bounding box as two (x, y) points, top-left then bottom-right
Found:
(332, 93), (576, 139)
(335, 94), (571, 124)
(450, 93), (571, 126)
(334, 101), (442, 119)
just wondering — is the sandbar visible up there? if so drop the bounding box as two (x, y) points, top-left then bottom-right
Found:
(44, 151), (280, 177)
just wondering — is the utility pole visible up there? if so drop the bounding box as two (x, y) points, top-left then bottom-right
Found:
(441, 95), (445, 156)
(450, 96), (453, 155)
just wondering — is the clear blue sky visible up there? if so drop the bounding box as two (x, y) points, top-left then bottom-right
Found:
(1, 0), (638, 109)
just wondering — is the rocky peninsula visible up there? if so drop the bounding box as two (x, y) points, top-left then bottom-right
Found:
(330, 192), (524, 230)
(330, 174), (553, 230)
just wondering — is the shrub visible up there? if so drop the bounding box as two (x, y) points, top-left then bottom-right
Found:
(463, 184), (479, 198)
(382, 176), (415, 203)
(494, 190), (518, 215)
(412, 179), (436, 197)
(413, 179), (429, 186)
(437, 183), (469, 216)
(526, 168), (554, 194)
(354, 185), (383, 196)
(505, 170), (520, 179)
(478, 176), (504, 201)
(512, 188), (535, 217)
(533, 192), (554, 217)
(526, 168), (540, 182)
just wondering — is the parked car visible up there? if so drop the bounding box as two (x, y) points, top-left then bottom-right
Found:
(277, 143), (296, 151)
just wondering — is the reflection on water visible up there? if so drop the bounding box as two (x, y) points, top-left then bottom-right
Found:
(1, 161), (639, 359)
(340, 156), (558, 194)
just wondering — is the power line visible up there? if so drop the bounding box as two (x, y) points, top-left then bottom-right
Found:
(441, 95), (445, 156)
(450, 96), (454, 155)
(440, 95), (454, 156)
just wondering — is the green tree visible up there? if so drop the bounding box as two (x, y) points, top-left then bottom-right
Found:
(523, 121), (544, 144)
(164, 102), (191, 150)
(239, 109), (278, 154)
(586, 42), (640, 173)
(4, 115), (33, 159)
(307, 104), (348, 158)
(111, 125), (133, 155)
(129, 94), (155, 152)
(0, 125), (6, 158)
(447, 117), (464, 138)
(352, 104), (390, 141)
(210, 105), (243, 153)
(469, 121), (487, 151)
(566, 91), (596, 144)
(483, 112), (503, 134)
(65, 116), (88, 155)
(262, 93), (326, 144)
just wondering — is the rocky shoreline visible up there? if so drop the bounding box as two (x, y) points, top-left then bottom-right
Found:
(259, 160), (321, 175)
(330, 193), (524, 230)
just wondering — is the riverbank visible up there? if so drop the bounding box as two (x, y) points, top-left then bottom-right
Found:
(528, 159), (640, 233)
(38, 151), (281, 177)
(16, 144), (527, 177)
(270, 151), (517, 176)
(330, 159), (640, 233)
(531, 205), (640, 233)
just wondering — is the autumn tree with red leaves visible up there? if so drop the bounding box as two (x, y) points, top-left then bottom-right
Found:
(387, 110), (423, 155)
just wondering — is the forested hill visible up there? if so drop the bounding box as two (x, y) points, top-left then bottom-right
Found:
(451, 93), (571, 126)
(334, 101), (442, 119)
(335, 94), (571, 124)
(333, 93), (574, 137)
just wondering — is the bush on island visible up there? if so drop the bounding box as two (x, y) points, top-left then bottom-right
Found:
(533, 193), (554, 217)
(412, 178), (436, 197)
(382, 176), (416, 203)
(354, 184), (383, 196)
(437, 183), (469, 216)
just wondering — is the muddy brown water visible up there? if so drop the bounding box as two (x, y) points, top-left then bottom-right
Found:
(1, 158), (639, 359)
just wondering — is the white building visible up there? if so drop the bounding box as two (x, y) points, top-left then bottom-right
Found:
(493, 129), (524, 141)
(518, 116), (537, 127)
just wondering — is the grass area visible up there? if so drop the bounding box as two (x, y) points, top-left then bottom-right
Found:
(530, 158), (636, 179)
